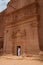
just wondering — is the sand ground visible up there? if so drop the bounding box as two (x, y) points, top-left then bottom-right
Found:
(0, 55), (43, 65)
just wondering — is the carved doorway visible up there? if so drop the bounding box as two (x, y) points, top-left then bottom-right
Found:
(0, 40), (3, 55)
(17, 46), (21, 56)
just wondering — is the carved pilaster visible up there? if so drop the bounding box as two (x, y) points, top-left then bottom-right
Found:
(30, 21), (40, 53)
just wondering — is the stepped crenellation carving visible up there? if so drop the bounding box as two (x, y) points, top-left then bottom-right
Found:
(5, 3), (38, 26)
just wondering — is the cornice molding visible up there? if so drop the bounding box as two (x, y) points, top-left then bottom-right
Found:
(5, 16), (38, 28)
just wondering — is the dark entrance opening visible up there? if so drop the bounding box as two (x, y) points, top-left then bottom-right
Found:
(17, 46), (21, 56)
(0, 40), (3, 55)
(0, 41), (3, 49)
